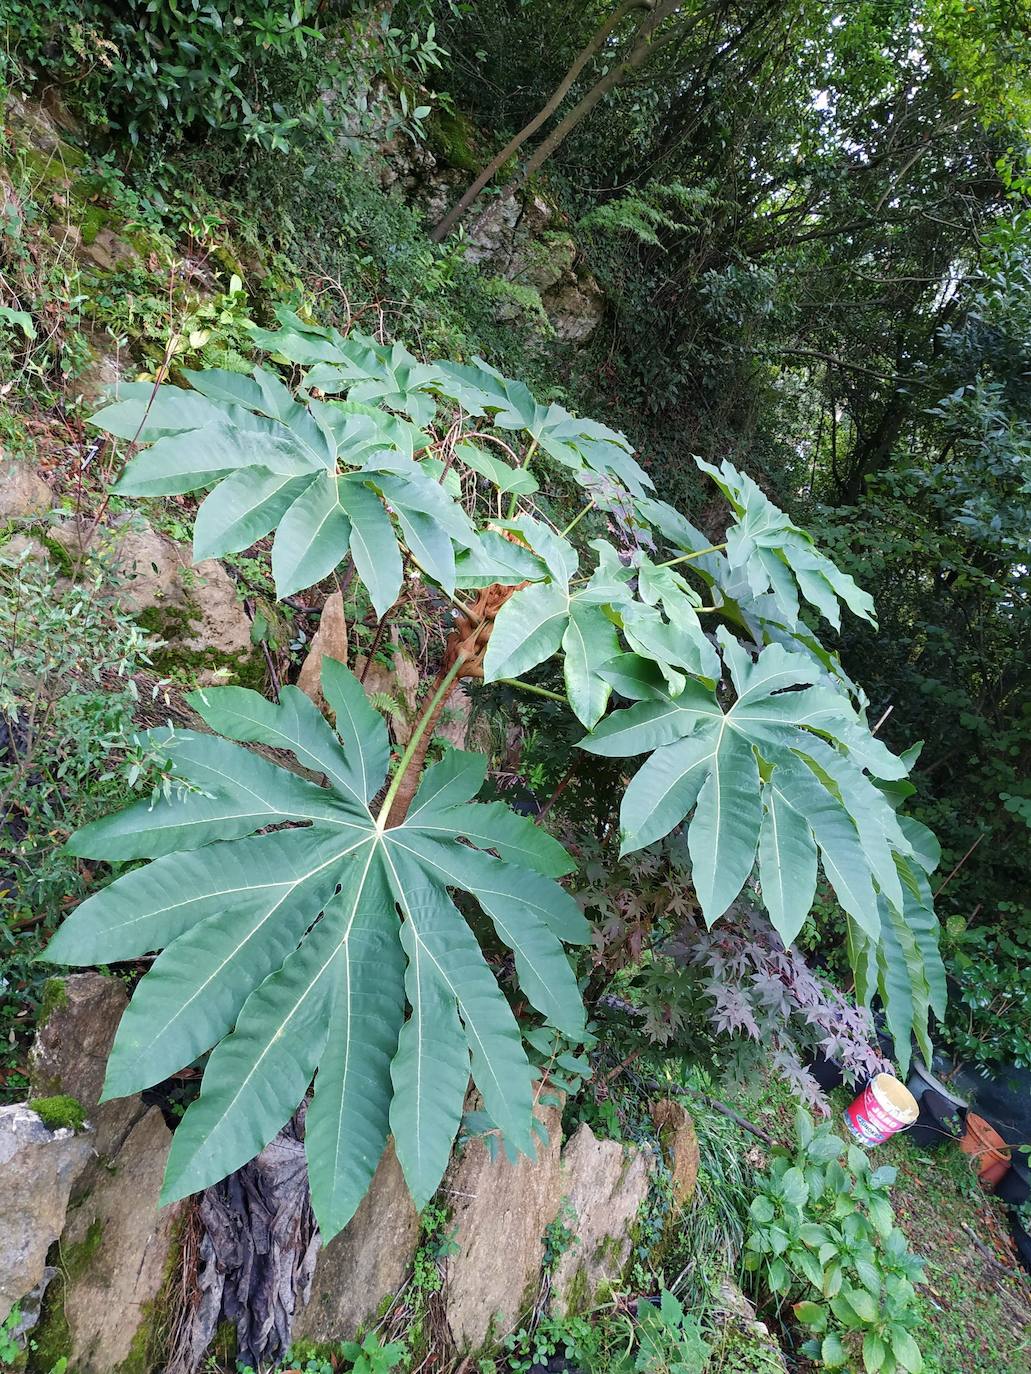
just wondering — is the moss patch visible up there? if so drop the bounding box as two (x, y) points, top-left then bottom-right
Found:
(426, 109), (482, 174)
(28, 1095), (86, 1132)
(134, 604), (265, 691)
(37, 977), (69, 1029)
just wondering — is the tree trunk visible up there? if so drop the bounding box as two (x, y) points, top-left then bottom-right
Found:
(467, 0), (688, 243)
(430, 0), (654, 243)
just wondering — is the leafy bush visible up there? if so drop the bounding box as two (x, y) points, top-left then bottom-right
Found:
(940, 904), (1031, 1072)
(44, 308), (945, 1235)
(745, 1109), (926, 1373)
(5, 0), (440, 153)
(0, 549), (158, 1098)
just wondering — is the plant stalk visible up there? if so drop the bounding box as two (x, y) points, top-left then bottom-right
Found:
(377, 656), (465, 828)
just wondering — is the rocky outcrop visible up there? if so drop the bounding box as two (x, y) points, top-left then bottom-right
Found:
(294, 1142), (419, 1346)
(0, 458), (52, 521)
(443, 1099), (565, 1351)
(650, 1099), (700, 1208)
(0, 1104), (92, 1325)
(52, 513), (257, 671)
(550, 1125), (656, 1315)
(28, 973), (145, 1181)
(57, 1108), (184, 1374)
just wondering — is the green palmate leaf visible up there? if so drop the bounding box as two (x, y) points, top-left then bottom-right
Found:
(46, 669), (583, 1237)
(193, 469), (314, 561)
(271, 469), (352, 599)
(483, 581), (569, 682)
(696, 456), (877, 630)
(454, 441), (539, 495)
(562, 602), (620, 729)
(305, 861), (407, 1237)
(581, 634), (910, 930)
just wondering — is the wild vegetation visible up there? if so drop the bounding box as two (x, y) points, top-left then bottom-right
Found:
(1, 1), (1030, 1372)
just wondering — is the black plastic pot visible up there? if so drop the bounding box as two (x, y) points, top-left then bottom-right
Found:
(808, 1050), (845, 1091)
(1009, 1210), (1031, 1276)
(995, 1158), (1031, 1206)
(908, 1088), (964, 1150)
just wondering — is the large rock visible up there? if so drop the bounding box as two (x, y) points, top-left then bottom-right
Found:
(551, 1125), (656, 1314)
(0, 1104), (92, 1324)
(544, 273), (606, 344)
(293, 1142), (419, 1345)
(650, 1099), (700, 1208)
(60, 1107), (184, 1373)
(28, 973), (145, 1176)
(55, 514), (254, 658)
(443, 1099), (565, 1351)
(0, 459), (52, 520)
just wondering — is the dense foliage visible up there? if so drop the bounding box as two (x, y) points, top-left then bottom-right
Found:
(44, 314), (945, 1240)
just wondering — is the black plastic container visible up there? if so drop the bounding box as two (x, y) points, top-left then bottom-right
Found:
(808, 1050), (845, 1091)
(1009, 1210), (1031, 1276)
(908, 1088), (964, 1150)
(995, 1156), (1031, 1206)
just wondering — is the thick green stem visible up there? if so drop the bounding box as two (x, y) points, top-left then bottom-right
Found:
(506, 438), (539, 518)
(498, 677), (567, 702)
(560, 500), (596, 538)
(658, 543), (727, 568)
(377, 656), (465, 827)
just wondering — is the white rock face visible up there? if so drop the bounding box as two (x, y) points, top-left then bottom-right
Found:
(0, 1104), (92, 1325)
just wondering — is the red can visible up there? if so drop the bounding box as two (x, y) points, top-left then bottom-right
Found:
(843, 1073), (919, 1146)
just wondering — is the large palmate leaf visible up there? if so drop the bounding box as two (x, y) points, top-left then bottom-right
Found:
(45, 663), (588, 1239)
(479, 522), (632, 727)
(93, 371), (477, 610)
(581, 630), (911, 938)
(639, 458), (876, 636)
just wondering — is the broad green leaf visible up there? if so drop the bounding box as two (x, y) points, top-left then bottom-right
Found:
(193, 469), (314, 561)
(580, 682), (715, 757)
(305, 860), (406, 1237)
(454, 441), (538, 495)
(388, 906), (470, 1208)
(414, 800), (574, 877)
(102, 829), (351, 1097)
(562, 601), (620, 728)
(338, 477), (403, 618)
(482, 581), (569, 682)
(161, 866), (371, 1203)
(619, 729), (715, 853)
(90, 386), (223, 440)
(271, 470), (352, 598)
(759, 775), (818, 947)
(406, 749), (487, 820)
(44, 828), (345, 966)
(66, 729), (361, 861)
(114, 423), (317, 497)
(387, 833), (585, 1035)
(186, 683), (371, 813)
(51, 661), (586, 1235)
(596, 653), (675, 701)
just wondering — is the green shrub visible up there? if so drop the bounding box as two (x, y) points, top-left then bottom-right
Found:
(744, 1108), (926, 1373)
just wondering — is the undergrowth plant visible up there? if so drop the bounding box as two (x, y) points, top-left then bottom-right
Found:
(45, 305), (947, 1237)
(745, 1109), (926, 1373)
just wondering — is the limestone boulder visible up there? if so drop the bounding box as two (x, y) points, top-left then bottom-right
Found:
(0, 459), (52, 520)
(28, 972), (145, 1174)
(294, 1142), (419, 1345)
(60, 1107), (184, 1374)
(543, 273), (606, 345)
(0, 1104), (92, 1324)
(54, 514), (254, 658)
(551, 1124), (656, 1314)
(443, 1099), (565, 1351)
(650, 1099), (700, 1208)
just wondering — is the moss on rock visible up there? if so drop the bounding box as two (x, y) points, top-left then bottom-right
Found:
(27, 1095), (87, 1133)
